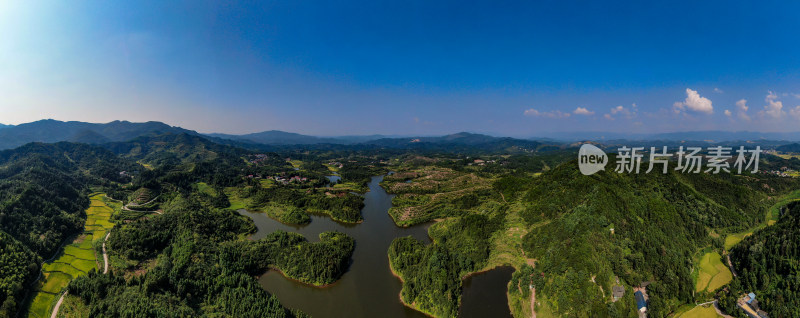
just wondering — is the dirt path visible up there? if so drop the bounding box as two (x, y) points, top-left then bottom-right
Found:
(121, 205), (162, 214)
(50, 291), (67, 318)
(103, 232), (111, 274)
(122, 194), (162, 214)
(726, 254), (738, 277)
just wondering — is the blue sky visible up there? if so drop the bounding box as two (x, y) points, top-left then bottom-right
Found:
(1, 1), (800, 136)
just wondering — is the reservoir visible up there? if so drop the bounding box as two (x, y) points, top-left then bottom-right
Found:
(459, 266), (515, 318)
(238, 175), (513, 318)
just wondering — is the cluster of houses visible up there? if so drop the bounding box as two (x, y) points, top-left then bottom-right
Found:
(327, 161), (344, 169)
(760, 166), (797, 178)
(248, 154), (271, 164)
(245, 174), (309, 185)
(739, 292), (769, 318)
(467, 159), (499, 166)
(610, 280), (648, 316)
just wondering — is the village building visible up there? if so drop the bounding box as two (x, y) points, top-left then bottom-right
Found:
(612, 286), (624, 301)
(634, 290), (647, 313)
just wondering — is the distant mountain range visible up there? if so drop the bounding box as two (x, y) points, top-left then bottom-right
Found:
(3, 119), (800, 152)
(0, 119), (197, 150)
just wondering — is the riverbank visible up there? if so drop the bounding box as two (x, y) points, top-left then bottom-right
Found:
(260, 266), (341, 288)
(388, 255), (437, 318)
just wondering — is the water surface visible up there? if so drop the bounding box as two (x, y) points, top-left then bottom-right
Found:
(239, 175), (512, 318)
(459, 266), (515, 318)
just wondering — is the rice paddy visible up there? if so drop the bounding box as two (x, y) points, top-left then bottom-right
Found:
(724, 189), (800, 250)
(675, 304), (722, 318)
(695, 251), (732, 293)
(26, 193), (116, 318)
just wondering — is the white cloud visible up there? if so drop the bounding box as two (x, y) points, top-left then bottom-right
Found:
(736, 99), (748, 112)
(736, 99), (750, 121)
(714, 87), (724, 93)
(767, 91), (778, 100)
(573, 107), (594, 115)
(790, 105), (800, 120)
(760, 91), (785, 119)
(672, 102), (684, 114)
(724, 109), (732, 116)
(605, 104), (637, 119)
(674, 88), (713, 114)
(524, 108), (570, 118)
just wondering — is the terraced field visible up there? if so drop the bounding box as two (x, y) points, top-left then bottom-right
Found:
(382, 167), (494, 226)
(695, 251), (732, 293)
(26, 193), (116, 318)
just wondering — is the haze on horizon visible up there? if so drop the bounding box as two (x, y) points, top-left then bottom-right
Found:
(2, 1), (800, 137)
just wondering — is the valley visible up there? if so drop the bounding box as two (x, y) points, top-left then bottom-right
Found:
(1, 124), (799, 318)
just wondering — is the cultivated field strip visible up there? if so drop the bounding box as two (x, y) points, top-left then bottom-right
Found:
(26, 193), (116, 318)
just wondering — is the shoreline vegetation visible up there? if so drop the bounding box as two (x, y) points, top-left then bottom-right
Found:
(225, 186), (366, 225)
(388, 255), (437, 318)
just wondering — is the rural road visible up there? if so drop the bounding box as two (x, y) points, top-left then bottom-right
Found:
(103, 232), (111, 274)
(50, 291), (67, 318)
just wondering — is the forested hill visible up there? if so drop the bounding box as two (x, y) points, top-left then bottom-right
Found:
(361, 132), (553, 153)
(0, 143), (137, 256)
(776, 142), (800, 153)
(208, 130), (345, 145)
(0, 119), (198, 150)
(504, 159), (800, 317)
(723, 201), (800, 317)
(102, 133), (249, 167)
(0, 142), (137, 316)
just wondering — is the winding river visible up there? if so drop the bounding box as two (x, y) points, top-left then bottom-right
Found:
(238, 175), (513, 318)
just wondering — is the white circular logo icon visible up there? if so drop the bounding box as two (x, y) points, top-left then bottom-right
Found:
(578, 144), (607, 175)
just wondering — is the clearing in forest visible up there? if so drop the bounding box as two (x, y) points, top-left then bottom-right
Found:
(695, 252), (732, 293)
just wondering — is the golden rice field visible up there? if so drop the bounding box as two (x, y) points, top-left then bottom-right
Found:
(26, 193), (116, 318)
(695, 251), (732, 293)
(675, 304), (723, 318)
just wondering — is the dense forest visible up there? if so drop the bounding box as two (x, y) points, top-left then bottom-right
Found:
(389, 212), (505, 317)
(513, 160), (787, 317)
(495, 156), (800, 317)
(233, 184), (365, 224)
(720, 202), (800, 317)
(67, 189), (354, 316)
(0, 231), (41, 317)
